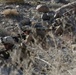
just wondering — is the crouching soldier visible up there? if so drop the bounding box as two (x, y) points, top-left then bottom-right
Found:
(0, 35), (25, 66)
(0, 36), (15, 60)
(35, 23), (46, 39)
(34, 23), (49, 49)
(18, 19), (35, 61)
(19, 19), (34, 45)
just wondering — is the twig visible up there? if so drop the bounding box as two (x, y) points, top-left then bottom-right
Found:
(67, 70), (72, 75)
(16, 23), (23, 42)
(35, 57), (51, 66)
(55, 1), (76, 12)
(54, 1), (76, 17)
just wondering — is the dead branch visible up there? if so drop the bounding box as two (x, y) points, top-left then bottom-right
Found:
(55, 1), (76, 12)
(35, 57), (51, 66)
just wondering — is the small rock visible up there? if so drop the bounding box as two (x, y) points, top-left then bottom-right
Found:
(36, 4), (49, 13)
(11, 9), (19, 15)
(47, 10), (55, 18)
(20, 18), (31, 27)
(41, 13), (50, 21)
(0, 26), (10, 37)
(16, 5), (19, 8)
(2, 22), (5, 25)
(1, 9), (11, 16)
(1, 9), (19, 16)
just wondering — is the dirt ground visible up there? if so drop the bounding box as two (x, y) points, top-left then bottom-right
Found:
(0, 0), (76, 75)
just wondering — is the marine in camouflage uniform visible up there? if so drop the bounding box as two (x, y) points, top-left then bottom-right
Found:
(0, 26), (20, 65)
(18, 19), (35, 62)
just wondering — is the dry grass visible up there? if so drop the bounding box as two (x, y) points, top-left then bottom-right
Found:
(0, 0), (76, 75)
